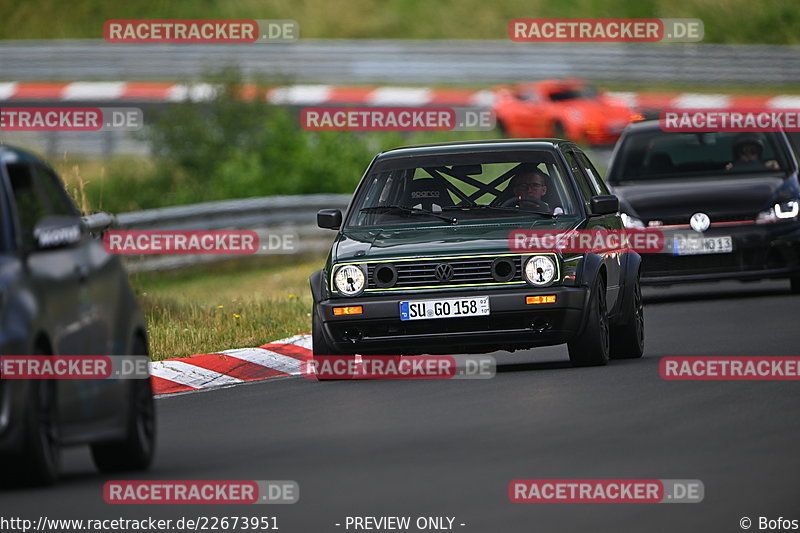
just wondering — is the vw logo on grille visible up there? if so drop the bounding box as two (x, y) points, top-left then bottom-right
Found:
(434, 263), (454, 282)
(690, 212), (711, 232)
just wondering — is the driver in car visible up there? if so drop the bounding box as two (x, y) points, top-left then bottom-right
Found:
(726, 133), (780, 170)
(507, 167), (551, 212)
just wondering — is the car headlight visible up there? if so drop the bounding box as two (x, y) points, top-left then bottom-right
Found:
(756, 200), (799, 223)
(621, 212), (645, 229)
(524, 255), (557, 287)
(333, 264), (366, 296)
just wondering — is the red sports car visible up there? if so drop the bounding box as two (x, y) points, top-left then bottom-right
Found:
(493, 78), (643, 146)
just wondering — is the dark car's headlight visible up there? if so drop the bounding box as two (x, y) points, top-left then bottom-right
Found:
(333, 264), (366, 296)
(524, 255), (557, 287)
(756, 200), (799, 223)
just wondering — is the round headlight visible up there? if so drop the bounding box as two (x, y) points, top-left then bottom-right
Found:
(333, 264), (366, 296)
(524, 256), (557, 287)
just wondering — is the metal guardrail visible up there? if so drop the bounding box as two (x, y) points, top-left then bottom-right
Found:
(83, 194), (351, 272)
(3, 39), (800, 85)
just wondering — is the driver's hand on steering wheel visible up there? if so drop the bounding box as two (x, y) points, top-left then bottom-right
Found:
(502, 195), (551, 212)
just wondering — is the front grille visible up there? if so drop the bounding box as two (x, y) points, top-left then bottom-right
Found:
(366, 255), (525, 290)
(654, 213), (757, 226)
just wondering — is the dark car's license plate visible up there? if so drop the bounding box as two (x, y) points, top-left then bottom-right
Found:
(672, 235), (733, 255)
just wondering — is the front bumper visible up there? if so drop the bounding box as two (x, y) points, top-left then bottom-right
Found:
(640, 222), (800, 285)
(317, 286), (589, 354)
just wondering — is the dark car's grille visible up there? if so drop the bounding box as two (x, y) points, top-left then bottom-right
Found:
(643, 253), (742, 274)
(366, 255), (525, 290)
(642, 245), (795, 276)
(653, 213), (757, 226)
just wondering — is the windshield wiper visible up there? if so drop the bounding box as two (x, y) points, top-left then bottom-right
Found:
(456, 205), (557, 218)
(360, 205), (458, 224)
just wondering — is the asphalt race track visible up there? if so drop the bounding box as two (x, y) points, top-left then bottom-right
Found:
(2, 280), (798, 532)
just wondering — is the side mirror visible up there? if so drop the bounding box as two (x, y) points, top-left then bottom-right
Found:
(590, 195), (619, 216)
(317, 209), (343, 230)
(33, 215), (83, 250)
(81, 211), (115, 236)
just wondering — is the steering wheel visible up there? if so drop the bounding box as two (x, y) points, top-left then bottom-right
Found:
(501, 196), (550, 211)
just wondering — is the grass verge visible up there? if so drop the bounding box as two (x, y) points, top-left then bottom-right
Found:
(131, 255), (323, 361)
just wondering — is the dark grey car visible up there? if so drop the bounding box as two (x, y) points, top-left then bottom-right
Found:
(607, 121), (800, 289)
(0, 145), (155, 485)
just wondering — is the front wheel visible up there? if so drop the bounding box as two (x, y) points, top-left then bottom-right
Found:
(0, 379), (61, 487)
(312, 308), (341, 356)
(610, 271), (645, 359)
(25, 380), (61, 486)
(312, 309), (355, 380)
(568, 277), (610, 367)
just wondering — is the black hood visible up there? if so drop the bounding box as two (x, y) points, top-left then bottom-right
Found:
(611, 174), (795, 222)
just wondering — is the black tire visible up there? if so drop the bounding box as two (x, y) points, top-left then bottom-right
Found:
(312, 308), (340, 356)
(90, 337), (156, 473)
(0, 339), (61, 487)
(312, 309), (356, 380)
(24, 380), (61, 486)
(568, 276), (610, 367)
(791, 276), (800, 294)
(0, 382), (61, 487)
(610, 271), (645, 359)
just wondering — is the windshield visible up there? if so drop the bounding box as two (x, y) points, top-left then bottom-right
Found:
(548, 85), (600, 102)
(608, 130), (789, 183)
(345, 150), (579, 228)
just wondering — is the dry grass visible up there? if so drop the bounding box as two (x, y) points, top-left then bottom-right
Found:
(132, 256), (323, 360)
(50, 155), (159, 214)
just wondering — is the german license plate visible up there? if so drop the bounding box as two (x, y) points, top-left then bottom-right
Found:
(400, 296), (490, 321)
(673, 235), (733, 255)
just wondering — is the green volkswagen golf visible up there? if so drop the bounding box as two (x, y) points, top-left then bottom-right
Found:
(311, 139), (644, 366)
